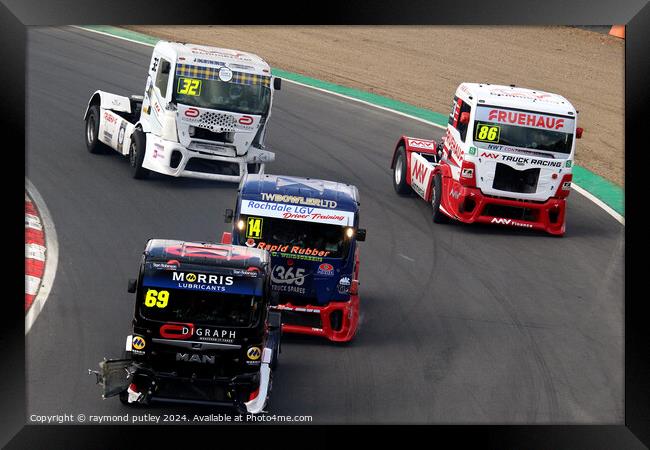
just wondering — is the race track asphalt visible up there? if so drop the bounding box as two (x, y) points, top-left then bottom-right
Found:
(26, 26), (624, 424)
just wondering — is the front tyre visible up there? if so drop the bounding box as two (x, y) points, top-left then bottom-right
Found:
(129, 130), (150, 179)
(392, 146), (411, 195)
(431, 173), (449, 224)
(85, 105), (109, 154)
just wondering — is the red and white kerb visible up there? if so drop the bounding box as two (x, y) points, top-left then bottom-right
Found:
(25, 193), (46, 312)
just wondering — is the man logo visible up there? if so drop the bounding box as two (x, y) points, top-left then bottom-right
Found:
(247, 346), (261, 361)
(132, 336), (146, 350)
(185, 273), (197, 282)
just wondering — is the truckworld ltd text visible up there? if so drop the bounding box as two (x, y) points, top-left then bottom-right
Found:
(29, 413), (313, 424)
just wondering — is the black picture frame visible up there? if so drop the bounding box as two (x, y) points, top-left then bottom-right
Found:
(3, 0), (648, 448)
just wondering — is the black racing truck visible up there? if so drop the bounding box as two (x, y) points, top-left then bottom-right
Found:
(90, 239), (281, 414)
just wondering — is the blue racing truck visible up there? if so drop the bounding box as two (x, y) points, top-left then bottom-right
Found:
(222, 174), (366, 342)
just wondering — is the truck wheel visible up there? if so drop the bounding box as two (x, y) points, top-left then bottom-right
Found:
(85, 105), (109, 154)
(431, 173), (449, 224)
(393, 146), (411, 195)
(129, 130), (150, 179)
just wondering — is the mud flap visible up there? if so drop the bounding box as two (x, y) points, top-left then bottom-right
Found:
(89, 359), (135, 398)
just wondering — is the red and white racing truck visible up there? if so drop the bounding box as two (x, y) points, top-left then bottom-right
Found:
(391, 83), (583, 236)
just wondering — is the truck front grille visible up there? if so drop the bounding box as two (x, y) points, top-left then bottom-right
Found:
(492, 163), (540, 194)
(185, 158), (240, 176)
(281, 309), (322, 329)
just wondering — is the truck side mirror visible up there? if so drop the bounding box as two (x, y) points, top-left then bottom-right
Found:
(355, 228), (367, 241)
(224, 208), (234, 223)
(127, 278), (137, 293)
(273, 77), (282, 91)
(576, 127), (583, 139)
(459, 112), (470, 125)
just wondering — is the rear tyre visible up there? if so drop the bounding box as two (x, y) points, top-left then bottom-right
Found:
(129, 129), (150, 179)
(431, 173), (449, 224)
(85, 105), (109, 154)
(392, 146), (411, 195)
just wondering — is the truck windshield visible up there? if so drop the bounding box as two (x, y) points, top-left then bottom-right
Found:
(173, 75), (270, 116)
(473, 106), (575, 155)
(138, 288), (262, 327)
(237, 214), (352, 259)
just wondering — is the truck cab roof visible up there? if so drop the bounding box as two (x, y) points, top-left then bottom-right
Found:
(456, 83), (577, 117)
(240, 174), (360, 214)
(154, 41), (272, 77)
(144, 239), (270, 270)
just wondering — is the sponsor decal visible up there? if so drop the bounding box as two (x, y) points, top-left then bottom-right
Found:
(257, 241), (331, 258)
(271, 265), (306, 286)
(469, 146), (477, 156)
(444, 130), (464, 163)
(176, 353), (216, 364)
(153, 143), (164, 159)
(160, 323), (194, 339)
(164, 244), (249, 260)
(317, 263), (335, 276)
(194, 327), (236, 340)
(152, 262), (178, 270)
(565, 160), (572, 168)
(171, 271), (234, 292)
(485, 144), (551, 158)
(562, 181), (572, 190)
(407, 139), (435, 150)
(475, 106), (574, 133)
(272, 284), (307, 295)
(218, 67), (233, 82)
(240, 200), (354, 226)
(159, 323), (237, 342)
(247, 346), (261, 361)
(245, 238), (256, 247)
(487, 109), (565, 130)
(184, 107), (200, 118)
(338, 276), (351, 294)
(490, 218), (534, 228)
(450, 188), (462, 199)
(260, 193), (337, 209)
(103, 111), (118, 124)
(117, 121), (127, 147)
(481, 152), (562, 168)
(239, 115), (254, 125)
(488, 88), (558, 103)
(132, 335), (146, 350)
(411, 158), (429, 185)
(231, 268), (260, 278)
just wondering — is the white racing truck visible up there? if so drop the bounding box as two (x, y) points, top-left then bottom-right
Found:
(391, 83), (583, 236)
(83, 41), (281, 181)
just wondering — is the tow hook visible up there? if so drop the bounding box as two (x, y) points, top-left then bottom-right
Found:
(127, 383), (144, 403)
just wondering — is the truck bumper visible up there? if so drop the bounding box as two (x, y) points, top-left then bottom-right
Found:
(141, 136), (274, 182)
(441, 181), (567, 235)
(274, 294), (360, 343)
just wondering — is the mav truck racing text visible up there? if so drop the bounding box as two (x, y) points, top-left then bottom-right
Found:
(84, 41), (281, 181)
(90, 239), (281, 414)
(391, 83), (583, 236)
(223, 175), (366, 342)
